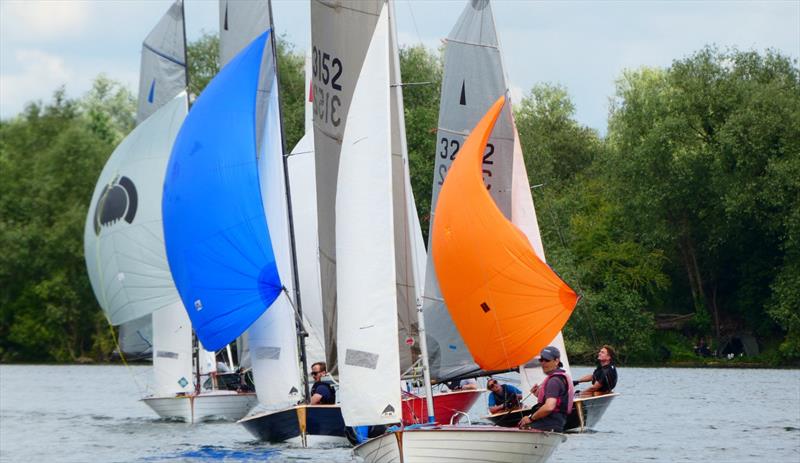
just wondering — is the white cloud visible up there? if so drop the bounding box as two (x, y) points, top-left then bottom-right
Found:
(0, 1), (90, 42)
(0, 49), (72, 115)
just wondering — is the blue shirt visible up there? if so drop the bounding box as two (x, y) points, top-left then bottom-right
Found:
(311, 381), (335, 404)
(488, 384), (522, 406)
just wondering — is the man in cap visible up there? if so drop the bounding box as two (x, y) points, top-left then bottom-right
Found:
(518, 346), (574, 432)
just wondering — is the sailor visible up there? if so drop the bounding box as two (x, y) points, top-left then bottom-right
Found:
(487, 378), (523, 414)
(518, 346), (574, 432)
(309, 361), (336, 405)
(574, 345), (618, 398)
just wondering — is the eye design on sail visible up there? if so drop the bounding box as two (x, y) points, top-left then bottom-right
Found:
(93, 175), (138, 235)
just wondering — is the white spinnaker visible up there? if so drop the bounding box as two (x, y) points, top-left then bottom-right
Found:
(152, 305), (193, 395)
(336, 6), (400, 426)
(251, 70), (303, 407)
(311, 0), (383, 373)
(137, 0), (186, 123)
(84, 93), (187, 326)
(510, 125), (571, 402)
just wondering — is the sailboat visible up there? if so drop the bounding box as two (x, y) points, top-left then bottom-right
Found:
(84, 0), (258, 423)
(308, 0), (482, 432)
(351, 1), (579, 461)
(201, 0), (348, 446)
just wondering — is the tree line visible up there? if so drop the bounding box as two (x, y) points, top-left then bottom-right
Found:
(1, 35), (797, 365)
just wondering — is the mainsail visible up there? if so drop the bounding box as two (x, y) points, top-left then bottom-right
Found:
(335, 3), (401, 426)
(137, 0), (187, 124)
(310, 0), (383, 373)
(217, 0), (304, 408)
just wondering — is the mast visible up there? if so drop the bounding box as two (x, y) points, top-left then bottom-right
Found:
(386, 0), (434, 423)
(267, 0), (310, 403)
(181, 0), (201, 395)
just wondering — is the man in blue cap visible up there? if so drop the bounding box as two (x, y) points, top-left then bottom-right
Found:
(518, 346), (574, 432)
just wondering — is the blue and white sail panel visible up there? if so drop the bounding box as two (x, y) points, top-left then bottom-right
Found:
(250, 66), (302, 407)
(162, 31), (282, 352)
(219, 0), (271, 67)
(84, 93), (188, 326)
(137, 0), (186, 123)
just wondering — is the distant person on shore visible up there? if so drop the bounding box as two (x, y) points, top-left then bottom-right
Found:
(518, 346), (574, 432)
(694, 338), (712, 357)
(309, 361), (336, 405)
(573, 345), (618, 398)
(487, 378), (522, 414)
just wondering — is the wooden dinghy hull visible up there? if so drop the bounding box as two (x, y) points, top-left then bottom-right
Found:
(485, 393), (619, 432)
(353, 425), (565, 463)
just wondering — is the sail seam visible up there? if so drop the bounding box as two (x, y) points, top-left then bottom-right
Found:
(143, 43), (186, 67)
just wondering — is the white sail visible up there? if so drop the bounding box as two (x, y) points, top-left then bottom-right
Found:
(422, 0), (516, 382)
(336, 5), (401, 426)
(152, 304), (193, 396)
(137, 0), (186, 123)
(84, 93), (188, 327)
(288, 52), (326, 366)
(311, 0), (384, 373)
(510, 127), (571, 401)
(218, 0), (303, 407)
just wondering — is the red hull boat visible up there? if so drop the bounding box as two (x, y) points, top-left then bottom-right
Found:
(401, 389), (483, 425)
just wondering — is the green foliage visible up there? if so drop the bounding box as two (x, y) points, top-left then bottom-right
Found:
(1, 39), (797, 366)
(0, 79), (131, 361)
(399, 45), (442, 240)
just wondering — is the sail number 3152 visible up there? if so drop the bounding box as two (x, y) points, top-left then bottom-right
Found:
(312, 46), (343, 127)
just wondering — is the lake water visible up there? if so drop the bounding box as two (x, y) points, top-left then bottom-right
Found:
(0, 365), (798, 462)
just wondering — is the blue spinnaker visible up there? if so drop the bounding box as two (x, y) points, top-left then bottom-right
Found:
(162, 30), (281, 351)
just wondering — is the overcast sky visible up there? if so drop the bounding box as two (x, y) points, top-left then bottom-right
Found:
(1, 0), (798, 134)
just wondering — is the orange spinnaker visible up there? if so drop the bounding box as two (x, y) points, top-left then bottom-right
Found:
(431, 96), (579, 371)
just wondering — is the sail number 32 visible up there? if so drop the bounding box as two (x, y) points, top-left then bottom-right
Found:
(437, 137), (495, 190)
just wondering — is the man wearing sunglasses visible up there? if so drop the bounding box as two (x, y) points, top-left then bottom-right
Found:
(309, 361), (336, 405)
(518, 346), (574, 432)
(487, 378), (523, 414)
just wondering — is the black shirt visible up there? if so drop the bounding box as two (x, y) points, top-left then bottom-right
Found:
(592, 363), (618, 393)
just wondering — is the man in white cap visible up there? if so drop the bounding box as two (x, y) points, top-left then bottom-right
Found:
(518, 345), (574, 432)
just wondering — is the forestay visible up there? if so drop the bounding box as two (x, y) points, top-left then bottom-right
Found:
(336, 4), (401, 426)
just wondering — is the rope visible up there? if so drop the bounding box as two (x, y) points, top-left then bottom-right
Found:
(108, 323), (148, 397)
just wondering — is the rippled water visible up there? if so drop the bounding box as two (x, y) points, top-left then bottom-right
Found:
(1, 365), (798, 462)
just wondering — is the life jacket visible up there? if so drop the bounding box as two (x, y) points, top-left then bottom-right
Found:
(492, 384), (521, 410)
(536, 369), (574, 415)
(312, 381), (336, 404)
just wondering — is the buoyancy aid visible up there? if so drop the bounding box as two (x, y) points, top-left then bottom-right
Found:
(492, 384), (521, 410)
(536, 369), (574, 415)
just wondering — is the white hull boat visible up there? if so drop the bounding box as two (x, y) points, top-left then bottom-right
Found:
(142, 390), (258, 423)
(354, 425), (565, 463)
